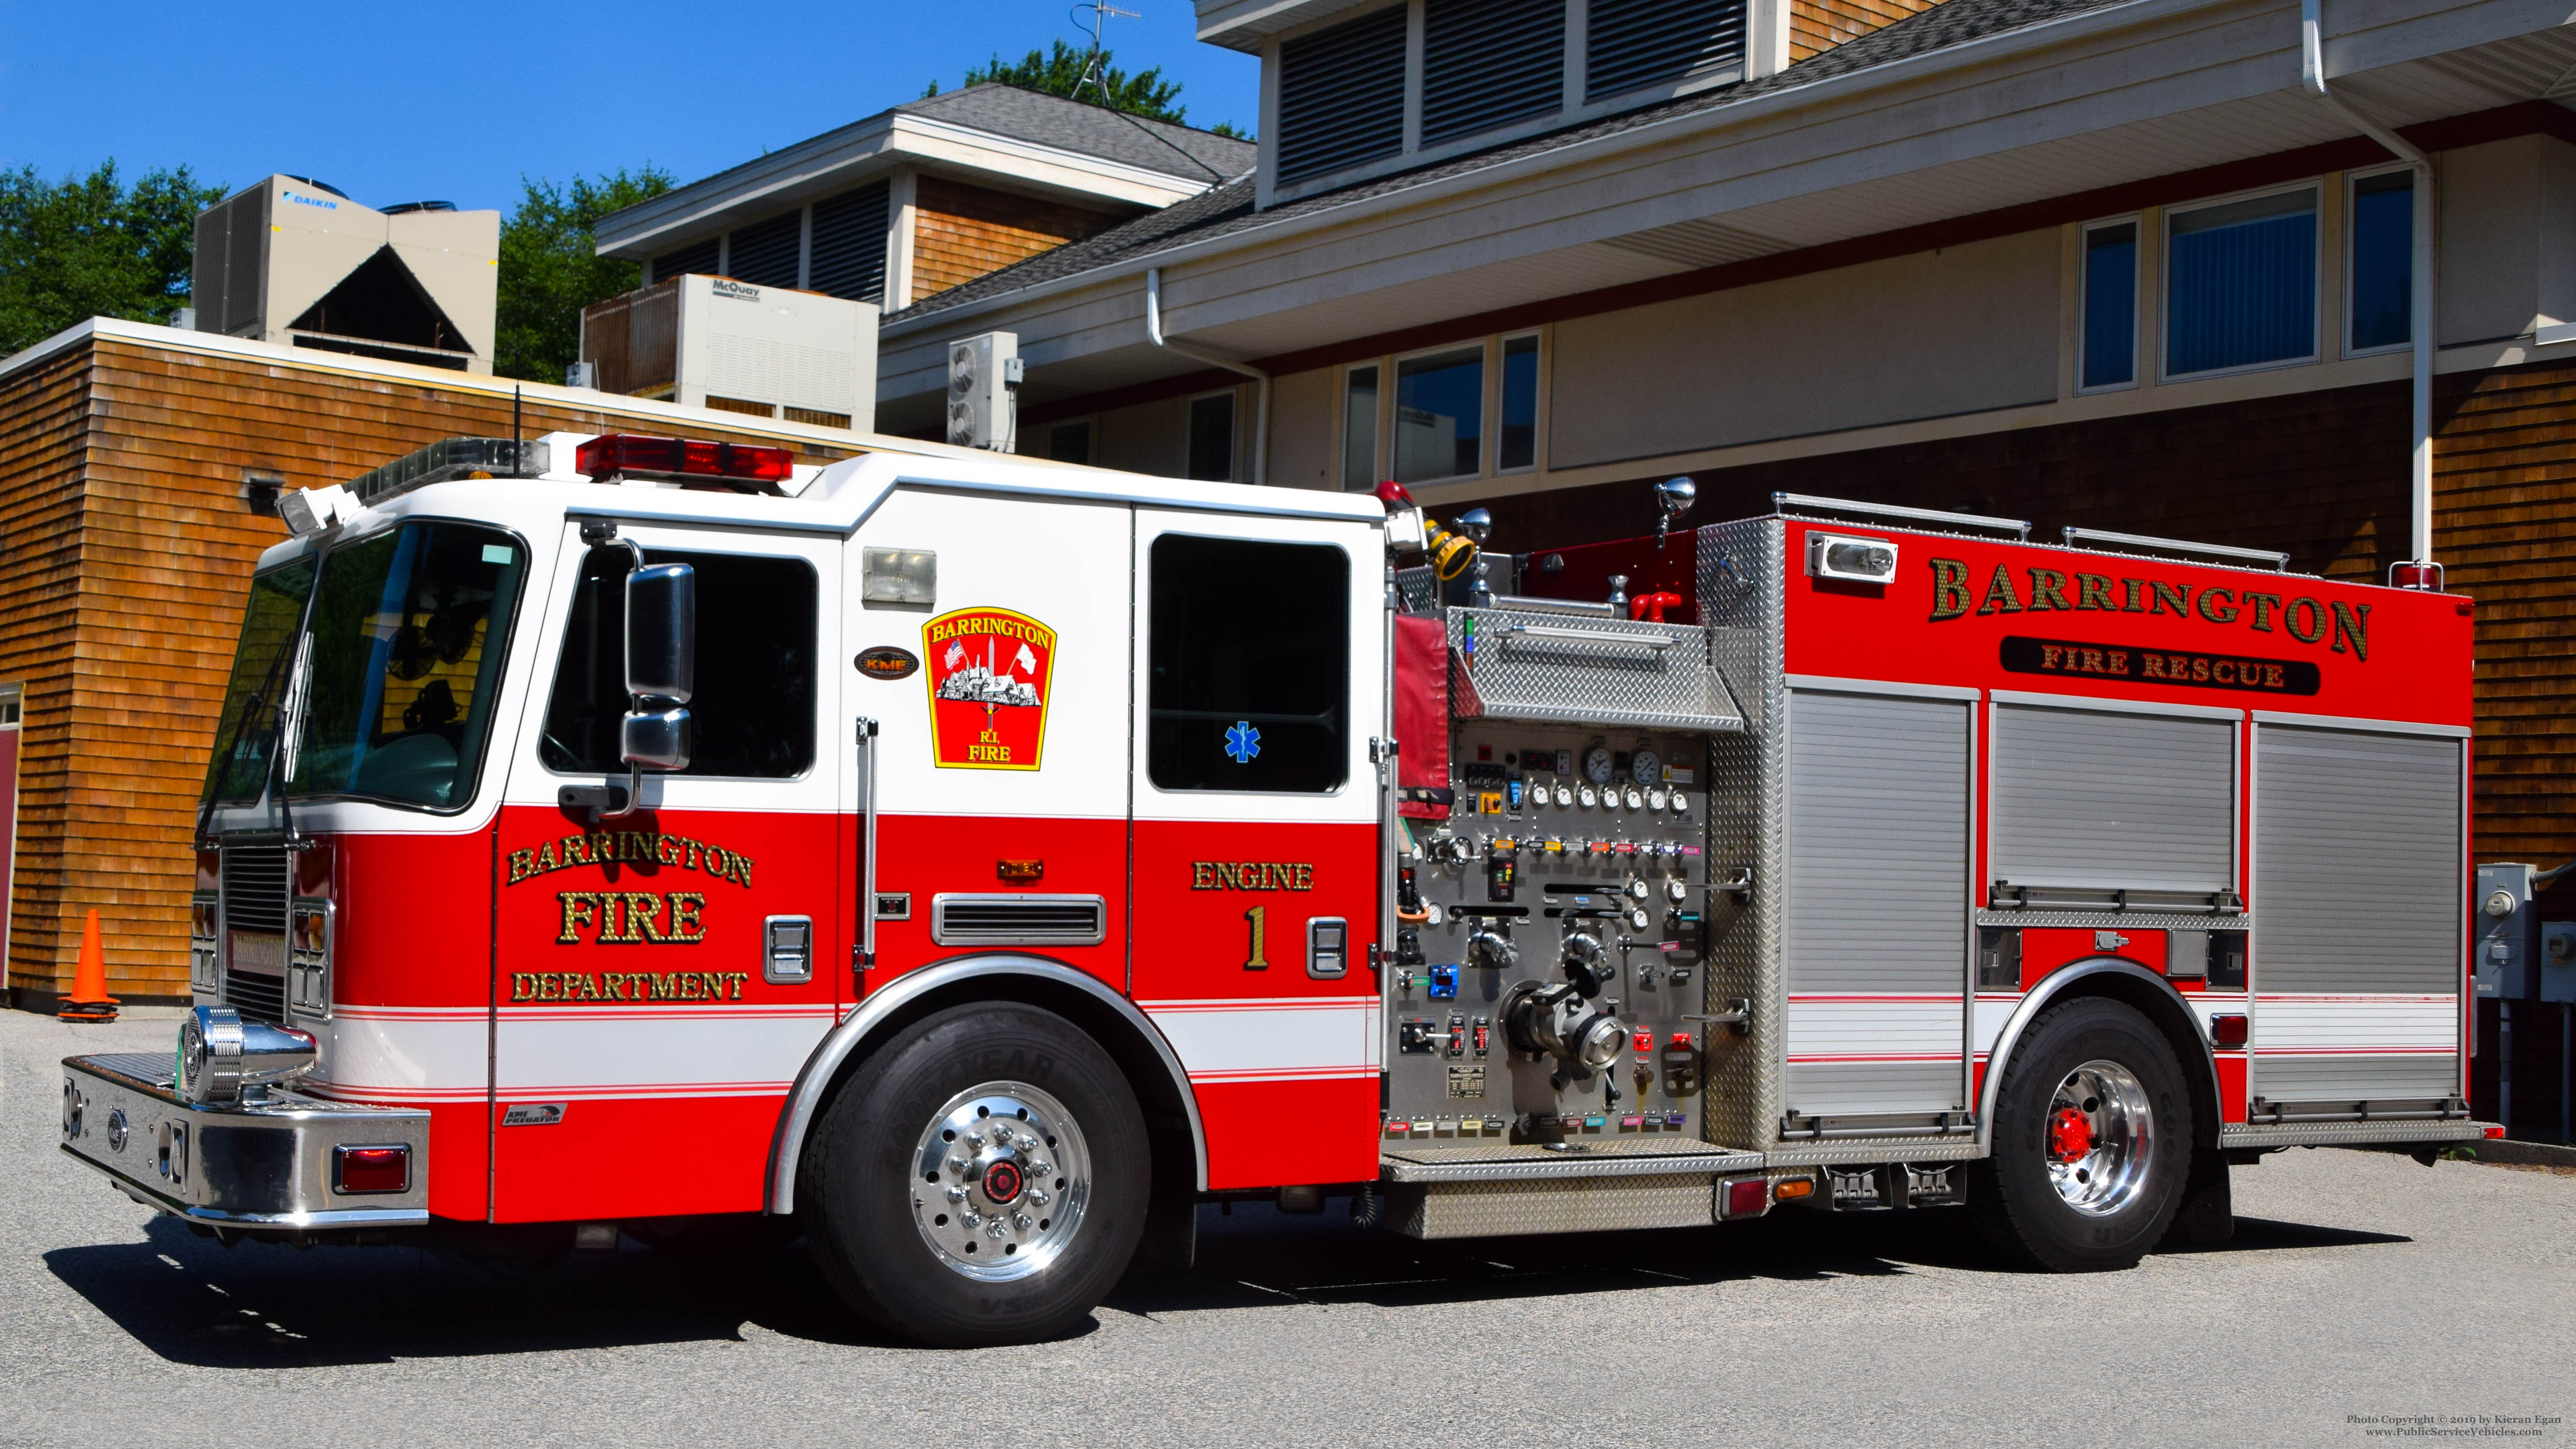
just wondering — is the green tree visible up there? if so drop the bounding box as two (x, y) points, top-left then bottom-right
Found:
(0, 160), (224, 355)
(928, 40), (1187, 123)
(494, 167), (674, 383)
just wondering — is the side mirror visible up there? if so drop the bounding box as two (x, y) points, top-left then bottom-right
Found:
(622, 562), (694, 772)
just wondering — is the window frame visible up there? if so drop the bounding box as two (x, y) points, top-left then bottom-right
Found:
(537, 543), (823, 785)
(2076, 214), (2143, 395)
(2158, 180), (2325, 384)
(1143, 531), (1354, 796)
(1389, 339), (1489, 486)
(1494, 329), (1544, 473)
(1341, 361), (1384, 491)
(1047, 418), (1097, 466)
(1184, 388), (1239, 482)
(2342, 162), (2416, 360)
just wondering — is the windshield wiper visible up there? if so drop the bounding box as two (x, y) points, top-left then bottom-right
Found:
(195, 637), (295, 850)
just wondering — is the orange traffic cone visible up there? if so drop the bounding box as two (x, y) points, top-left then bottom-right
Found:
(58, 908), (118, 1023)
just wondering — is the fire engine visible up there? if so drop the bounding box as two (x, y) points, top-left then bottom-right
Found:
(60, 431), (2491, 1346)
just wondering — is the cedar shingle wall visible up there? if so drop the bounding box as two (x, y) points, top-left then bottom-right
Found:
(1479, 358), (2576, 896)
(4, 335), (857, 1001)
(1789, 0), (1944, 61)
(910, 178), (1127, 303)
(0, 345), (96, 1003)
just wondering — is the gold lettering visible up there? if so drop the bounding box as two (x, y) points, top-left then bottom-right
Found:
(2027, 569), (2070, 611)
(556, 892), (599, 944)
(1192, 862), (1214, 889)
(536, 841), (561, 874)
(2109, 650), (2129, 675)
(668, 893), (707, 943)
(1215, 862), (1240, 889)
(1294, 864), (1314, 890)
(2076, 574), (2117, 611)
(624, 892), (669, 943)
(2041, 644), (2064, 670)
(1929, 559), (1972, 620)
(2213, 660), (2236, 684)
(2150, 581), (2190, 617)
(649, 971), (678, 1000)
(2244, 592), (2282, 632)
(2264, 664), (2285, 687)
(2143, 654), (2167, 678)
(2198, 587), (2240, 623)
(1976, 564), (2024, 615)
(2331, 600), (2371, 660)
(2121, 578), (2147, 613)
(2080, 648), (2106, 674)
(2192, 657), (2212, 682)
(511, 972), (538, 1001)
(2286, 597), (2325, 643)
(507, 849), (537, 884)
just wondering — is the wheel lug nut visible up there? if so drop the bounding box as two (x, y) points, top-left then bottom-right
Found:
(962, 1210), (981, 1228)
(986, 1219), (1007, 1239)
(1031, 1160), (1053, 1176)
(1028, 1188), (1050, 1207)
(1013, 1213), (1033, 1231)
(945, 1186), (967, 1203)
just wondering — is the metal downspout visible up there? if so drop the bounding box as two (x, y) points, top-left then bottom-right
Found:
(1146, 267), (1270, 486)
(2303, 0), (2438, 577)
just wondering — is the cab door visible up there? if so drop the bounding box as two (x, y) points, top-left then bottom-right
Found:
(1127, 511), (1384, 1189)
(491, 521), (842, 1221)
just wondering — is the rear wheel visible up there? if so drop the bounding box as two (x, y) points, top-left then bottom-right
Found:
(1969, 996), (2191, 1271)
(801, 1002), (1149, 1346)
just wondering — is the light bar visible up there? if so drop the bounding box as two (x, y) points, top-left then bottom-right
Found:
(1772, 492), (2030, 539)
(576, 434), (793, 491)
(2060, 525), (2290, 570)
(347, 437), (546, 504)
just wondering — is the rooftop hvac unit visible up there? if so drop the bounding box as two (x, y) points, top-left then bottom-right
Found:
(579, 275), (879, 432)
(189, 176), (498, 372)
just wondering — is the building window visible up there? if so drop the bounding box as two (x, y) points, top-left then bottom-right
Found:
(2165, 187), (2317, 378)
(1422, 0), (1565, 146)
(1586, 0), (1743, 102)
(2080, 220), (2138, 390)
(1497, 334), (1539, 470)
(1276, 6), (1408, 186)
(1147, 534), (1348, 793)
(2349, 169), (2414, 353)
(726, 212), (803, 288)
(1342, 365), (1380, 490)
(1187, 393), (1236, 481)
(810, 181), (891, 303)
(1394, 346), (1483, 483)
(1048, 420), (1094, 465)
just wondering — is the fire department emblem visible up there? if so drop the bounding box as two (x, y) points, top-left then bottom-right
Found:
(923, 607), (1056, 770)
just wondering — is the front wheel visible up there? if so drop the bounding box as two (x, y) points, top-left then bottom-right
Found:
(1968, 996), (2192, 1271)
(801, 1002), (1149, 1346)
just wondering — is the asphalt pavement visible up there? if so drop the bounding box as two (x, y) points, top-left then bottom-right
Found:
(6, 1007), (2570, 1448)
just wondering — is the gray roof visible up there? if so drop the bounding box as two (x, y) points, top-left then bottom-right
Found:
(887, 0), (2135, 323)
(898, 85), (1255, 184)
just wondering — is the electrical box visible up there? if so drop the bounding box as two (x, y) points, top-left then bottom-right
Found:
(579, 275), (878, 430)
(945, 331), (1022, 452)
(2542, 919), (2576, 1004)
(2474, 863), (2538, 1000)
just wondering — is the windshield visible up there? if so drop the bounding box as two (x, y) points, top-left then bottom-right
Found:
(204, 521), (526, 811)
(204, 557), (318, 803)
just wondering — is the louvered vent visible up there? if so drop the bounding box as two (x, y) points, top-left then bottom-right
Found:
(221, 844), (290, 1023)
(1423, 0), (1566, 146)
(726, 212), (803, 288)
(1276, 5), (1408, 185)
(649, 236), (720, 285)
(809, 181), (890, 302)
(931, 895), (1108, 948)
(1586, 0), (1744, 103)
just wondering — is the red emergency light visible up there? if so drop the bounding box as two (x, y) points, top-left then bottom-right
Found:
(2208, 1013), (2249, 1048)
(333, 1144), (410, 1195)
(576, 434), (794, 491)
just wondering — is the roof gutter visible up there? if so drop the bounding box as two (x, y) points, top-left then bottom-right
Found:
(881, 0), (2207, 341)
(2303, 0), (2439, 584)
(1147, 267), (1270, 486)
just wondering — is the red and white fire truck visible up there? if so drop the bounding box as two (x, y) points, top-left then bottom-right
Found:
(61, 431), (2491, 1345)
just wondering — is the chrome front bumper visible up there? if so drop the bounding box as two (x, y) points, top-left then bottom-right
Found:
(60, 1052), (429, 1230)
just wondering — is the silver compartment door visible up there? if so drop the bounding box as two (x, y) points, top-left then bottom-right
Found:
(1990, 702), (2237, 896)
(1781, 688), (1973, 1120)
(2251, 723), (2466, 1105)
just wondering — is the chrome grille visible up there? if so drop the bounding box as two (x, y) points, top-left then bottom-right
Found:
(930, 895), (1107, 948)
(220, 845), (290, 1022)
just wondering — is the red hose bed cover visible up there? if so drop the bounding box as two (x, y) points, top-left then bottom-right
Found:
(1393, 613), (1450, 818)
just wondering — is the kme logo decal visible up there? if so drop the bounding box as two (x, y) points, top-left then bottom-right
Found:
(923, 607), (1056, 769)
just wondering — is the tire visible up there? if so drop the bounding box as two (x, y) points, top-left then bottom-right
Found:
(1967, 996), (2193, 1272)
(800, 1002), (1150, 1346)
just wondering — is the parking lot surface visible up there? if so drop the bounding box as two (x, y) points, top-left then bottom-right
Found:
(7, 1009), (2569, 1447)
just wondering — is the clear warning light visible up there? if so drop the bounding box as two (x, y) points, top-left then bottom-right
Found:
(1806, 532), (1900, 585)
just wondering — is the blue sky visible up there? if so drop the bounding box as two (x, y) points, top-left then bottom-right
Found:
(0, 1), (1258, 211)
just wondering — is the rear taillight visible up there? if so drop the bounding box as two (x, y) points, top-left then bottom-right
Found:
(1723, 1177), (1770, 1217)
(333, 1145), (409, 1195)
(2209, 1013), (2249, 1047)
(575, 433), (794, 489)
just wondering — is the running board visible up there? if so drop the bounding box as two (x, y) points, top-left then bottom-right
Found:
(1379, 1140), (1768, 1239)
(1381, 1140), (1766, 1183)
(2219, 1119), (2493, 1150)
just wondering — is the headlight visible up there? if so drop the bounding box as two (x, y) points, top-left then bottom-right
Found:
(178, 1006), (318, 1105)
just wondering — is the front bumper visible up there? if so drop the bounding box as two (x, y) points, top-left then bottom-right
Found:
(60, 1052), (429, 1230)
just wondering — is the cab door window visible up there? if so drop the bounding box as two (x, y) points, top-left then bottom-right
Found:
(1147, 535), (1348, 792)
(540, 547), (817, 778)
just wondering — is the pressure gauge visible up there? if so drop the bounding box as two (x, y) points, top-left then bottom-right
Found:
(1425, 902), (1445, 927)
(1671, 793), (1691, 817)
(1647, 788), (1669, 812)
(1553, 784), (1573, 808)
(1632, 747), (1663, 785)
(1667, 879), (1690, 904)
(1628, 907), (1652, 933)
(1623, 787), (1645, 812)
(1578, 785), (1598, 809)
(1584, 745), (1616, 786)
(1626, 877), (1651, 901)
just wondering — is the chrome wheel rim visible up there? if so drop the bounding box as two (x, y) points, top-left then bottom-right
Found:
(909, 1082), (1089, 1282)
(2044, 1058), (2153, 1216)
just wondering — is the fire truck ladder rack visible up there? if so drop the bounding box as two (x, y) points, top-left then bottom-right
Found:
(1770, 492), (2031, 538)
(2059, 525), (2294, 571)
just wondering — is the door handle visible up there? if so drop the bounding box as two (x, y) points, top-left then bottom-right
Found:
(1308, 917), (1348, 980)
(764, 915), (814, 984)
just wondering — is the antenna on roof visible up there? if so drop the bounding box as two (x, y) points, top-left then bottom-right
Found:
(1067, 0), (1140, 106)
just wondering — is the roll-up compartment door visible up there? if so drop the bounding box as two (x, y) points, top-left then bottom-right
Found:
(2252, 724), (2464, 1105)
(1990, 703), (2236, 900)
(1783, 689), (1970, 1119)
